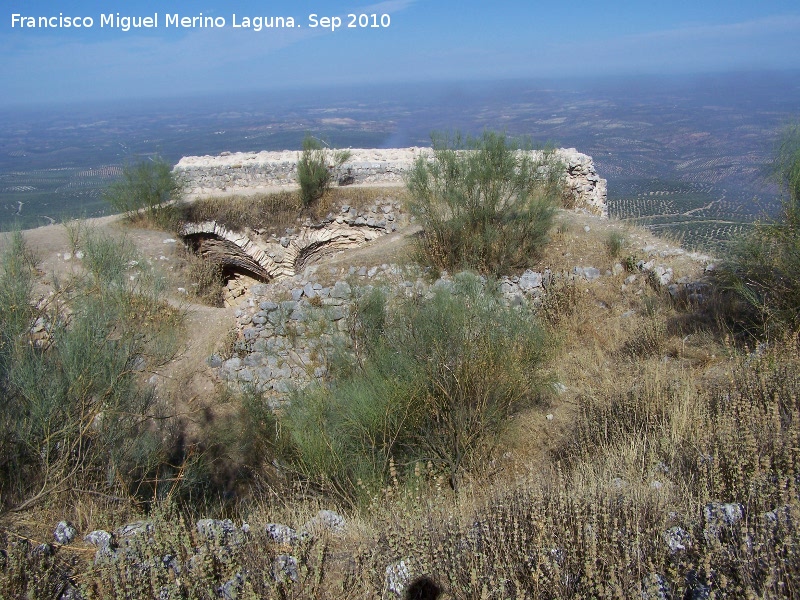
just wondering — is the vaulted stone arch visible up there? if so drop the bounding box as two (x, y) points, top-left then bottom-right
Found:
(181, 220), (389, 282)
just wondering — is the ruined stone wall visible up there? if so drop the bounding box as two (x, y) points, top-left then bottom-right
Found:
(174, 147), (608, 216)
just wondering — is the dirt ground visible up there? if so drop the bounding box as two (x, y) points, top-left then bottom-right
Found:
(0, 216), (232, 413)
(0, 197), (717, 474)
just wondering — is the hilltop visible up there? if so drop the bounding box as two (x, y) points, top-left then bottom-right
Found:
(1, 143), (797, 599)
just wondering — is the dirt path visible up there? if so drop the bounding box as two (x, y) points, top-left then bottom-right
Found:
(0, 195), (723, 495)
(0, 195), (422, 416)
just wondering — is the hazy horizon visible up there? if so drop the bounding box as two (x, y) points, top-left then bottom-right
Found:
(3, 0), (799, 107)
(2, 67), (798, 118)
(2, 70), (798, 251)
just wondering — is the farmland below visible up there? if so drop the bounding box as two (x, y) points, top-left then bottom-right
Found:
(2, 70), (799, 250)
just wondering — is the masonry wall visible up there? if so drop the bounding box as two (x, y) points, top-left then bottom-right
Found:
(175, 147), (608, 216)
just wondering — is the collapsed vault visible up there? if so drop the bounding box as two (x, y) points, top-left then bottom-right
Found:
(181, 219), (390, 283)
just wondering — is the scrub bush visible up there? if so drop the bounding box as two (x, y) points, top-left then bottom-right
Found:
(0, 229), (183, 512)
(104, 157), (185, 227)
(406, 131), (562, 276)
(297, 135), (351, 207)
(282, 273), (549, 501)
(720, 125), (800, 336)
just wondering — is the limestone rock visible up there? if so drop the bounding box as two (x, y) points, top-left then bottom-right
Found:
(302, 509), (346, 537)
(385, 560), (411, 597)
(265, 523), (299, 545)
(54, 521), (77, 545)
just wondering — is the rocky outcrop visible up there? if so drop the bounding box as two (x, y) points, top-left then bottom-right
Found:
(175, 147), (608, 216)
(561, 150), (607, 216)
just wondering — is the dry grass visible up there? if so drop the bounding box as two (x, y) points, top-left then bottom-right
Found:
(180, 190), (302, 234)
(178, 186), (408, 237)
(4, 204), (798, 598)
(171, 243), (224, 307)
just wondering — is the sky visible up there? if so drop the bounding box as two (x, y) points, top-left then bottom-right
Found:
(2, 0), (800, 107)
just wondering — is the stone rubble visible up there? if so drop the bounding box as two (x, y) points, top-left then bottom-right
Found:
(53, 521), (77, 545)
(49, 509), (348, 597)
(385, 559), (412, 597)
(212, 241), (713, 398)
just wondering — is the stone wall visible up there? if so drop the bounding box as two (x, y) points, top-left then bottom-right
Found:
(181, 195), (408, 299)
(211, 255), (713, 401)
(174, 147), (608, 216)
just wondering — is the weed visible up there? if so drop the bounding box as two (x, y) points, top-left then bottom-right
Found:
(623, 253), (640, 273)
(605, 230), (626, 258)
(217, 329), (239, 361)
(63, 219), (85, 252)
(539, 276), (584, 326)
(620, 314), (668, 358)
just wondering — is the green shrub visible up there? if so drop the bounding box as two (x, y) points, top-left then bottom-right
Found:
(282, 273), (550, 500)
(0, 229), (184, 511)
(605, 230), (626, 258)
(406, 131), (562, 276)
(0, 233), (38, 499)
(719, 124), (800, 336)
(104, 157), (185, 227)
(296, 135), (351, 207)
(0, 233), (37, 378)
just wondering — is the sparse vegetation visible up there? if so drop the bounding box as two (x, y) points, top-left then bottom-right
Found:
(282, 273), (549, 501)
(296, 135), (352, 207)
(406, 131), (562, 276)
(719, 125), (800, 336)
(103, 157), (185, 228)
(4, 126), (800, 599)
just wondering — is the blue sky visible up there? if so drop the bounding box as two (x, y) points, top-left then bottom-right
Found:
(2, 0), (799, 107)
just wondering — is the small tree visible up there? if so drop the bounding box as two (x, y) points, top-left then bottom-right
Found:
(720, 124), (800, 336)
(104, 157), (184, 224)
(296, 135), (351, 207)
(406, 131), (563, 276)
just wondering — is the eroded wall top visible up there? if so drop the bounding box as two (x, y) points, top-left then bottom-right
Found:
(175, 147), (607, 216)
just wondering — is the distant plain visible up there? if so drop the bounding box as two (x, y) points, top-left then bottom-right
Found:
(1, 71), (798, 251)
